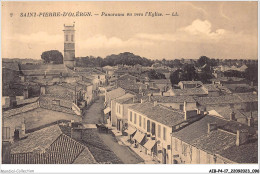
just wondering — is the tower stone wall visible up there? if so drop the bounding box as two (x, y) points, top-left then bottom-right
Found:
(63, 24), (75, 68)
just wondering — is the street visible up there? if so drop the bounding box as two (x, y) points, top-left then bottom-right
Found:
(82, 96), (144, 164)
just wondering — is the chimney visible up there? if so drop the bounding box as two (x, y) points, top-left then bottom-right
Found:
(153, 101), (158, 107)
(20, 121), (26, 136)
(141, 99), (144, 103)
(183, 101), (187, 112)
(148, 95), (151, 102)
(133, 97), (136, 103)
(251, 81), (254, 87)
(24, 87), (29, 99)
(207, 123), (217, 134)
(248, 115), (254, 127)
(69, 119), (75, 127)
(230, 111), (236, 121)
(40, 85), (46, 95)
(236, 130), (249, 146)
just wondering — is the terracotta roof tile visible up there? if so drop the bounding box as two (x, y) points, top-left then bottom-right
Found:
(129, 102), (185, 126)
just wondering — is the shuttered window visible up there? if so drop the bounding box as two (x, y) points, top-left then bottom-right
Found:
(158, 125), (161, 138)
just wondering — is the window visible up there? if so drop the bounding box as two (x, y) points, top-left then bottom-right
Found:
(3, 127), (10, 140)
(174, 138), (178, 151)
(66, 35), (68, 41)
(182, 144), (187, 156)
(130, 111), (132, 122)
(71, 35), (74, 42)
(207, 153), (211, 164)
(134, 113), (137, 124)
(158, 125), (161, 138)
(147, 120), (150, 132)
(139, 115), (142, 127)
(196, 149), (200, 164)
(163, 127), (166, 140)
(118, 105), (121, 114)
(143, 117), (146, 129)
(151, 122), (156, 136)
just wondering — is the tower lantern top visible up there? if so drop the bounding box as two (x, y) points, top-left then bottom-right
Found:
(63, 23), (75, 31)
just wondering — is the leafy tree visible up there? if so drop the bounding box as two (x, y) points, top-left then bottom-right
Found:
(170, 69), (182, 85)
(170, 64), (199, 85)
(245, 64), (258, 84)
(147, 70), (166, 79)
(41, 50), (63, 64)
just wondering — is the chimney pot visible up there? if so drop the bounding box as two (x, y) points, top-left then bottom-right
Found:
(248, 115), (254, 127)
(230, 111), (236, 121)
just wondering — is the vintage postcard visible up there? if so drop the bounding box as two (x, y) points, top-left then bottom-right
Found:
(1, 1), (259, 174)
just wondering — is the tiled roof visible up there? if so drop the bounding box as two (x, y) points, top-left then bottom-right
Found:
(179, 81), (203, 85)
(2, 85), (25, 97)
(39, 97), (75, 115)
(236, 93), (258, 102)
(191, 130), (236, 154)
(3, 102), (39, 118)
(20, 64), (68, 76)
(195, 94), (241, 106)
(43, 92), (74, 101)
(208, 106), (245, 120)
(172, 87), (207, 96)
(129, 102), (185, 126)
(141, 95), (196, 103)
(150, 79), (171, 84)
(60, 83), (83, 91)
(73, 148), (97, 164)
(213, 77), (245, 82)
(172, 115), (253, 144)
(17, 97), (39, 106)
(11, 125), (62, 154)
(202, 84), (219, 92)
(224, 84), (254, 93)
(60, 126), (122, 164)
(10, 125), (96, 164)
(106, 87), (126, 100)
(114, 93), (135, 104)
(218, 139), (258, 163)
(118, 74), (137, 80)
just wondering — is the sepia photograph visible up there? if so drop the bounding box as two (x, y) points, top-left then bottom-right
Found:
(1, 1), (259, 173)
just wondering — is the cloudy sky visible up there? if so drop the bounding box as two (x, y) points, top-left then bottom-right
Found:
(2, 1), (258, 60)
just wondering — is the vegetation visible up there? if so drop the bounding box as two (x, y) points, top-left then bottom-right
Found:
(245, 64), (258, 84)
(41, 50), (63, 64)
(76, 52), (153, 67)
(147, 70), (166, 79)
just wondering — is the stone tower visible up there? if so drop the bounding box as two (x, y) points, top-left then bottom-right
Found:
(63, 24), (75, 68)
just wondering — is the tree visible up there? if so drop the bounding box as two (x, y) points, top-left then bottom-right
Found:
(147, 70), (166, 79)
(170, 64), (199, 86)
(245, 64), (258, 85)
(41, 50), (63, 64)
(170, 69), (182, 85)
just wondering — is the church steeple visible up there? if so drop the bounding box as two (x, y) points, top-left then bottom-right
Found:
(63, 23), (75, 68)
